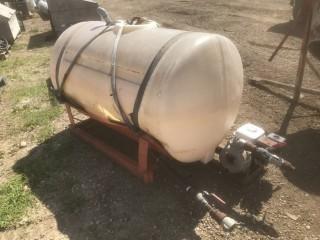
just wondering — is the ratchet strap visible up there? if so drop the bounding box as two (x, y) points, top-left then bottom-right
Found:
(54, 24), (88, 99)
(131, 32), (190, 128)
(56, 25), (112, 102)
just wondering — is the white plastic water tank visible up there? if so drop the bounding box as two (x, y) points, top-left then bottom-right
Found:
(50, 20), (243, 163)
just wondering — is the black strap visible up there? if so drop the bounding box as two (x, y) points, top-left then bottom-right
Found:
(131, 32), (190, 128)
(58, 25), (112, 100)
(54, 24), (87, 93)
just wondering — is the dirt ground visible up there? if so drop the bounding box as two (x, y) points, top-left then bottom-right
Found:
(1, 0), (320, 239)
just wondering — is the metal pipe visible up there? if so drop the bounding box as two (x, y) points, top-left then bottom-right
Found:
(249, 78), (320, 96)
(293, 1), (314, 103)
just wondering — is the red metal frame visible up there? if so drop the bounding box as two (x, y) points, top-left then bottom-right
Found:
(65, 104), (170, 183)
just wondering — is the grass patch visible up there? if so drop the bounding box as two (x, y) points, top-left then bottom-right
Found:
(10, 104), (63, 142)
(10, 83), (48, 105)
(1, 31), (58, 143)
(36, 125), (55, 143)
(24, 105), (62, 142)
(21, 106), (62, 130)
(0, 176), (33, 230)
(11, 42), (27, 51)
(0, 20), (78, 230)
(9, 81), (63, 142)
(0, 53), (50, 82)
(0, 57), (26, 71)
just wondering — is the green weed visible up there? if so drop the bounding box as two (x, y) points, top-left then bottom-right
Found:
(0, 176), (33, 230)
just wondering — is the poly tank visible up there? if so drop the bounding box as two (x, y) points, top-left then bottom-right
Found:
(50, 20), (244, 163)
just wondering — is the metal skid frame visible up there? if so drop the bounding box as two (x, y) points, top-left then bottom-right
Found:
(65, 104), (170, 184)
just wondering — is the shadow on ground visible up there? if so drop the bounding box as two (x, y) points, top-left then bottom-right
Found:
(28, 31), (56, 50)
(13, 127), (279, 239)
(280, 128), (320, 195)
(268, 20), (305, 39)
(248, 82), (320, 134)
(249, 85), (320, 196)
(268, 20), (320, 60)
